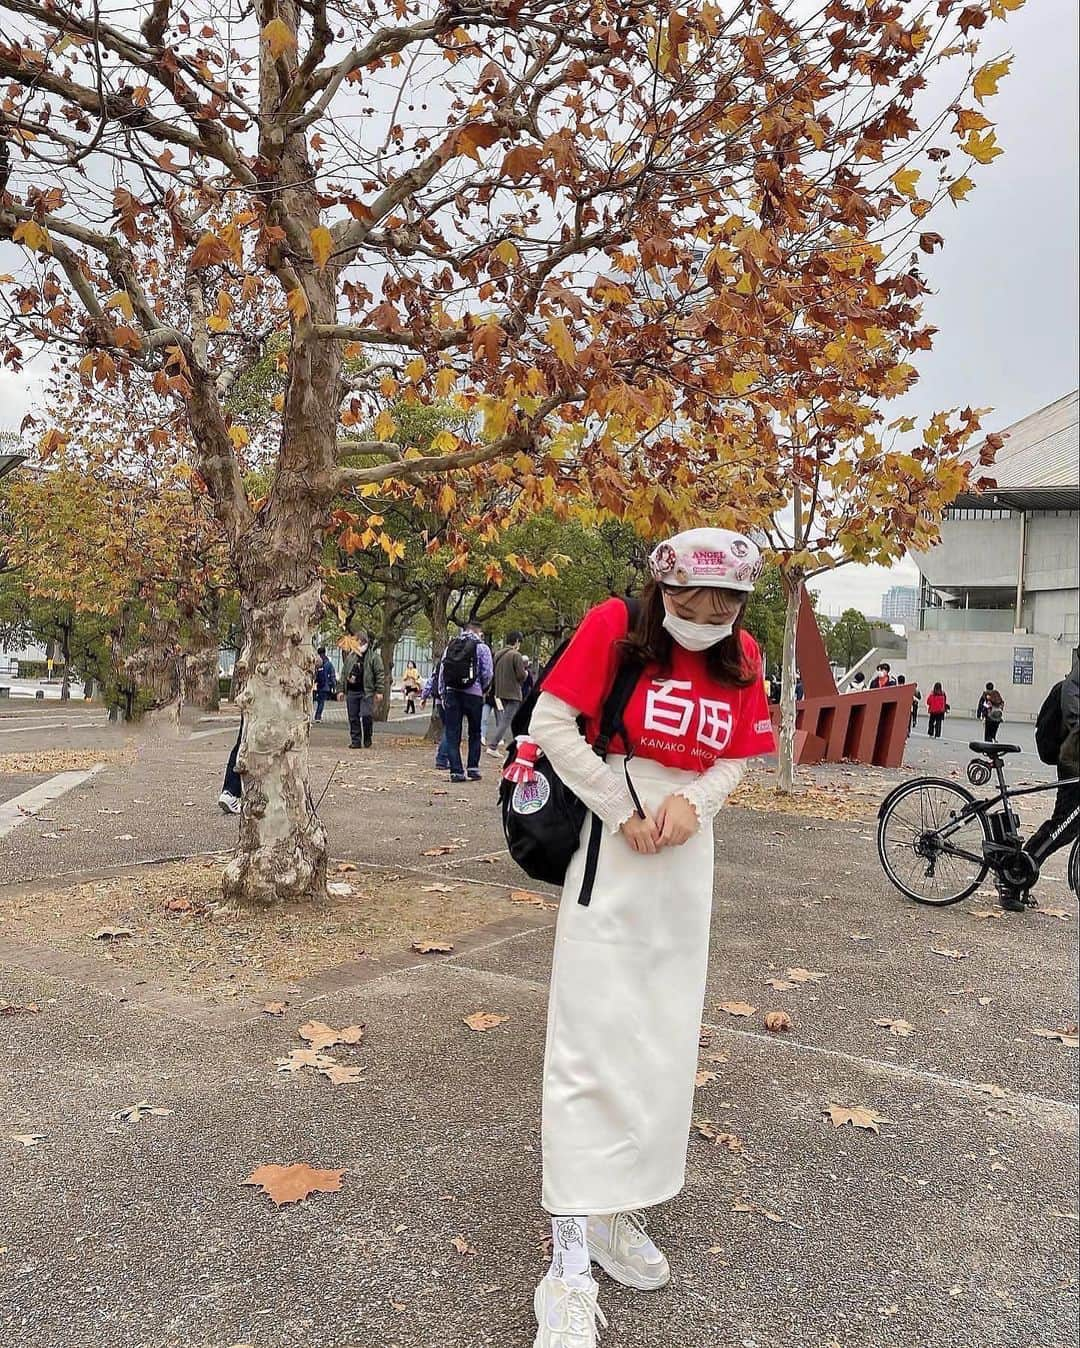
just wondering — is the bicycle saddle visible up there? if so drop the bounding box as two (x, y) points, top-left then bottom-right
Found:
(968, 741), (1022, 756)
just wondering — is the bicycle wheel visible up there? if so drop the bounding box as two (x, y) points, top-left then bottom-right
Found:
(877, 778), (991, 905)
(1069, 837), (1079, 899)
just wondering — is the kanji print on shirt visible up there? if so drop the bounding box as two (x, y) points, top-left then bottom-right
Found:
(541, 598), (776, 771)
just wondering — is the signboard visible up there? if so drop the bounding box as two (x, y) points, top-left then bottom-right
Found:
(1012, 647), (1034, 685)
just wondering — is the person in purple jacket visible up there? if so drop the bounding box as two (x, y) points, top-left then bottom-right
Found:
(437, 621), (494, 783)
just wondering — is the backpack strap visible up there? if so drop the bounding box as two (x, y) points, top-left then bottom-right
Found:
(578, 598), (644, 907)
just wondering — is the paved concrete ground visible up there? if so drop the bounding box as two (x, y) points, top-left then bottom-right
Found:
(1, 702), (1077, 1348)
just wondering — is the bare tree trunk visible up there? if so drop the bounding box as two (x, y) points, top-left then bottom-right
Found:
(777, 568), (802, 794)
(373, 587), (400, 723)
(182, 641), (221, 713)
(222, 575), (327, 906)
(376, 633), (397, 722)
(125, 621), (183, 730)
(425, 582), (451, 743)
(59, 617), (72, 701)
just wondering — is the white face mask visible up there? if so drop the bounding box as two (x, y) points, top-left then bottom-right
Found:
(662, 610), (734, 652)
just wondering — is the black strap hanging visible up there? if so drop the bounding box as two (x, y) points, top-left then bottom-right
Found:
(577, 654), (645, 907)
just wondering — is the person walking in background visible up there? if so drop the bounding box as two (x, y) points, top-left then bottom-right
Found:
(402, 660), (422, 715)
(312, 646), (336, 722)
(869, 662), (895, 690)
(422, 659), (451, 770)
(438, 620), (493, 783)
(926, 682), (948, 738)
(486, 630), (528, 756)
(218, 717), (243, 814)
(520, 656), (535, 703)
(768, 670), (782, 703)
(1023, 652), (1080, 889)
(481, 679), (497, 749)
(342, 630), (386, 749)
(846, 670), (866, 693)
(977, 681), (1005, 742)
(908, 679), (922, 731)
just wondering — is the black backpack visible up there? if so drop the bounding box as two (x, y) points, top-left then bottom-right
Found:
(499, 599), (643, 907)
(1035, 680), (1065, 765)
(442, 635), (478, 690)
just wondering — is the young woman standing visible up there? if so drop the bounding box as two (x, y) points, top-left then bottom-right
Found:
(926, 682), (949, 738)
(526, 528), (776, 1346)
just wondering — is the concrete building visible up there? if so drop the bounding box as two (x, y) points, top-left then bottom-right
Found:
(907, 390), (1079, 719)
(880, 585), (919, 628)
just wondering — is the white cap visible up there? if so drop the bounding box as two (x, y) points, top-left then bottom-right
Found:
(648, 527), (764, 592)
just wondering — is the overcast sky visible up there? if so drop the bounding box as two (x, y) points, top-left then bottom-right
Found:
(812, 0), (1079, 617)
(3, 3), (1076, 618)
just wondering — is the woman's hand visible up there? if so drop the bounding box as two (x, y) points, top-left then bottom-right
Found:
(656, 793), (699, 848)
(620, 810), (662, 855)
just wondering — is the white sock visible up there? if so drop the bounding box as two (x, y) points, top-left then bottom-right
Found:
(548, 1215), (591, 1279)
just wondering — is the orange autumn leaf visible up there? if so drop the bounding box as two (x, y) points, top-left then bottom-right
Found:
(242, 1163), (344, 1207)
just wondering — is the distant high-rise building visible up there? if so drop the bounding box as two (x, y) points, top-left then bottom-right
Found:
(881, 585), (919, 627)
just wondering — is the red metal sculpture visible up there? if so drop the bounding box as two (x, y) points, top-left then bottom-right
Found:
(771, 587), (915, 768)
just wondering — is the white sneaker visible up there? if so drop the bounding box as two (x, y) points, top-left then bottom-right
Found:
(588, 1210), (670, 1290)
(533, 1274), (607, 1347)
(217, 791), (241, 815)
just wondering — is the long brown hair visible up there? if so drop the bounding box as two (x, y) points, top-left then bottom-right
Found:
(617, 580), (756, 687)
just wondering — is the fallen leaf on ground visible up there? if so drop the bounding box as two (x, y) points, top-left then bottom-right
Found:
(276, 1049), (337, 1073)
(261, 1001), (287, 1016)
(1032, 1025), (1079, 1048)
(970, 908), (1007, 920)
(701, 1049), (730, 1064)
(509, 889), (547, 906)
(326, 882), (353, 898)
(10, 1133), (46, 1148)
(463, 1012), (508, 1032)
(411, 940), (455, 954)
(764, 1010), (793, 1034)
(422, 846), (457, 856)
(93, 926), (133, 940)
(335, 862), (358, 873)
(164, 898), (194, 914)
(931, 948), (970, 961)
(765, 977), (798, 991)
(298, 1020), (364, 1050)
(420, 883), (457, 894)
(451, 1235), (478, 1256)
(0, 1002), (39, 1016)
(695, 1069), (718, 1087)
(242, 1163), (344, 1207)
(825, 1104), (892, 1133)
(786, 967), (826, 984)
(1038, 907), (1072, 920)
(973, 1083), (1007, 1099)
(115, 1100), (172, 1122)
(732, 1198), (790, 1225)
(693, 1119), (743, 1151)
(319, 1063), (364, 1085)
(873, 1017), (915, 1037)
(717, 1001), (756, 1018)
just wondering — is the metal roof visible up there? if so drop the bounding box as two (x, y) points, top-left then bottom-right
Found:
(0, 453), (26, 482)
(954, 390), (1079, 511)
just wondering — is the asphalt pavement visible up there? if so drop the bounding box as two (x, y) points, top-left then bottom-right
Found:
(0, 700), (1076, 1348)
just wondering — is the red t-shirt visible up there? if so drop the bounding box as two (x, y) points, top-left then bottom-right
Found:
(926, 691), (947, 714)
(541, 598), (777, 770)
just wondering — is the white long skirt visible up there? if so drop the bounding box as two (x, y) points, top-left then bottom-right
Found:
(541, 755), (714, 1216)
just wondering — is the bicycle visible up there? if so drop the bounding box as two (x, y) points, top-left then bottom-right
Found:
(876, 739), (1080, 906)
